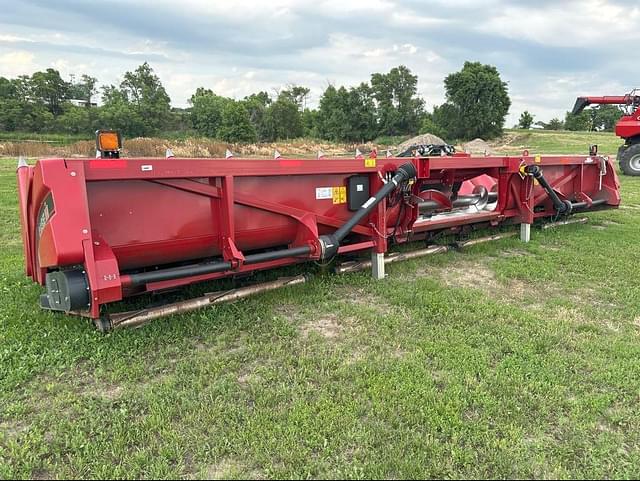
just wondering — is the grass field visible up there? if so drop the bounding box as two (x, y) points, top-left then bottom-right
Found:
(1, 130), (640, 479)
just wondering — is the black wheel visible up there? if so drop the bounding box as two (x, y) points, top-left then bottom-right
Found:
(618, 143), (640, 176)
(94, 315), (113, 333)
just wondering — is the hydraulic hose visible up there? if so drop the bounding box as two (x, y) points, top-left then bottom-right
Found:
(525, 165), (572, 215)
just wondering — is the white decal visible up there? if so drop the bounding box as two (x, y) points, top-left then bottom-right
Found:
(316, 187), (332, 199)
(362, 196), (376, 209)
(141, 165), (153, 171)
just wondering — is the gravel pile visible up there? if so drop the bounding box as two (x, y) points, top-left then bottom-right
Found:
(462, 138), (494, 155)
(396, 133), (446, 153)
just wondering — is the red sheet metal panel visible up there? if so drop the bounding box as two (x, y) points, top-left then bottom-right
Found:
(17, 154), (620, 319)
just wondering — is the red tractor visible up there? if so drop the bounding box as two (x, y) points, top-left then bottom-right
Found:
(573, 90), (640, 175)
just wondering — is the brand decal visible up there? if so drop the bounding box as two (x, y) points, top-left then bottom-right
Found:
(37, 194), (55, 238)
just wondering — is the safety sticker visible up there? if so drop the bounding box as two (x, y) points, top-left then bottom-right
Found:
(365, 157), (376, 168)
(332, 186), (347, 204)
(316, 187), (333, 199)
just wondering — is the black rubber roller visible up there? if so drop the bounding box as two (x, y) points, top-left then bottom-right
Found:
(41, 269), (90, 312)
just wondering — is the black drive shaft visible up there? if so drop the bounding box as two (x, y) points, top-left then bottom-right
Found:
(318, 162), (417, 260)
(125, 162), (417, 286)
(525, 164), (572, 215)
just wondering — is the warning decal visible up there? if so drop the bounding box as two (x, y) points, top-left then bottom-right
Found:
(332, 186), (347, 204)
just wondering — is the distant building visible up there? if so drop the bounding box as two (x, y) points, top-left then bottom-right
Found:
(68, 99), (97, 108)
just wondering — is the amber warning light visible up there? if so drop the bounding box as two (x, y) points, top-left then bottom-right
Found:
(96, 130), (122, 158)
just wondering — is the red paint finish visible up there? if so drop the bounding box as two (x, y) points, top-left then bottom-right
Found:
(576, 95), (640, 141)
(17, 154), (620, 318)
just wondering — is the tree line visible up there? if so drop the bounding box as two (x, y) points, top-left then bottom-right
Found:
(1, 61), (518, 142)
(517, 105), (622, 132)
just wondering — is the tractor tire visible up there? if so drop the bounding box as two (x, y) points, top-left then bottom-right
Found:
(619, 143), (640, 176)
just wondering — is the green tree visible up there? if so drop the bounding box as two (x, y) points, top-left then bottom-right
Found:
(243, 91), (271, 140)
(430, 103), (459, 140)
(118, 62), (171, 135)
(438, 61), (511, 140)
(189, 88), (230, 137)
(594, 105), (622, 131)
(55, 104), (94, 134)
(279, 85), (310, 110)
(564, 110), (591, 131)
(370, 65), (424, 136)
(69, 74), (98, 106)
(419, 112), (447, 140)
(261, 95), (304, 141)
(98, 85), (146, 137)
(518, 111), (534, 129)
(0, 77), (16, 99)
(316, 85), (350, 141)
(544, 118), (564, 130)
(30, 68), (70, 116)
(0, 75), (53, 132)
(217, 101), (257, 142)
(302, 108), (319, 138)
(316, 83), (378, 142)
(347, 83), (378, 141)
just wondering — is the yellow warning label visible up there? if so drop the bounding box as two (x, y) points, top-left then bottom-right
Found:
(332, 186), (347, 204)
(535, 155), (541, 163)
(365, 158), (376, 168)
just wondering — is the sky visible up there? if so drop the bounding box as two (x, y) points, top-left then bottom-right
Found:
(0, 0), (638, 125)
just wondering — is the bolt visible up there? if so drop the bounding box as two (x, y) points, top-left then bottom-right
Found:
(94, 241), (100, 246)
(82, 229), (89, 235)
(70, 171), (77, 177)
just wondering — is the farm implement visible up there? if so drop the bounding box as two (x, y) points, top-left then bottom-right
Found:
(573, 90), (640, 175)
(17, 131), (620, 331)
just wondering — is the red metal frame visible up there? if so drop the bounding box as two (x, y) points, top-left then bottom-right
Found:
(575, 95), (640, 141)
(17, 154), (620, 319)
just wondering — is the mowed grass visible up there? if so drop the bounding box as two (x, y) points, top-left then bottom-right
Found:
(499, 129), (623, 156)
(1, 130), (640, 479)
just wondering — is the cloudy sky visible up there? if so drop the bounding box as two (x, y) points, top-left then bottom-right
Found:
(0, 0), (637, 125)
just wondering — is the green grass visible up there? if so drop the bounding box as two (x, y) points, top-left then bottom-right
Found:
(1, 130), (640, 479)
(500, 129), (623, 155)
(0, 132), (93, 144)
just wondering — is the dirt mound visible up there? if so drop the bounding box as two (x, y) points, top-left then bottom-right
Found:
(463, 138), (494, 155)
(396, 133), (446, 153)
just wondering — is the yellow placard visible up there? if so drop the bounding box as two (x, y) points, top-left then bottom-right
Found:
(332, 186), (347, 204)
(535, 155), (541, 163)
(365, 158), (376, 168)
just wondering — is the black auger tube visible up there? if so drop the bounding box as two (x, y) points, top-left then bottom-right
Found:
(318, 162), (418, 260)
(126, 245), (312, 287)
(525, 165), (572, 215)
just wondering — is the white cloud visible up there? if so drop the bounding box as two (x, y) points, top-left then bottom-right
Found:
(0, 0), (636, 125)
(0, 34), (34, 43)
(478, 0), (640, 48)
(0, 50), (36, 76)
